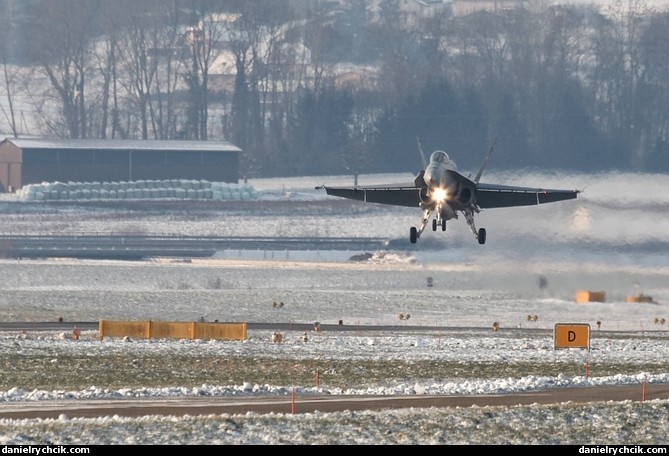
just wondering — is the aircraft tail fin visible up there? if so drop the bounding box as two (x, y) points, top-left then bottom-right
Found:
(416, 137), (428, 169)
(474, 139), (496, 184)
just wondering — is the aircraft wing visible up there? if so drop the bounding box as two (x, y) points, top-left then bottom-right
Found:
(317, 184), (421, 208)
(475, 183), (580, 209)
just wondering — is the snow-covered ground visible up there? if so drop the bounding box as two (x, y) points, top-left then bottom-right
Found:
(0, 171), (668, 444)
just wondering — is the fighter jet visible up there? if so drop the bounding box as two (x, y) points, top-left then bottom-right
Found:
(316, 140), (580, 244)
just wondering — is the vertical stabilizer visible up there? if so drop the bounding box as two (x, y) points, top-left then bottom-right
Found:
(474, 140), (496, 183)
(416, 137), (428, 169)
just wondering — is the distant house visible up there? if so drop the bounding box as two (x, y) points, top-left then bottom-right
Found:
(0, 138), (241, 192)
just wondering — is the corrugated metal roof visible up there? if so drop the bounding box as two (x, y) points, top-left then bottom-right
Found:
(2, 138), (241, 152)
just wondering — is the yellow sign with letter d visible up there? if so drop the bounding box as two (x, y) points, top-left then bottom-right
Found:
(554, 323), (590, 350)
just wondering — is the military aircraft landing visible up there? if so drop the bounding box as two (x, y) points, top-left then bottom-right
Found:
(316, 140), (580, 244)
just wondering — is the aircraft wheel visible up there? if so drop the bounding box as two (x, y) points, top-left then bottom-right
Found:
(432, 219), (437, 231)
(410, 227), (418, 244)
(441, 219), (446, 231)
(478, 228), (487, 245)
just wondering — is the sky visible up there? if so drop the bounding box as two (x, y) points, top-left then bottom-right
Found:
(0, 170), (668, 444)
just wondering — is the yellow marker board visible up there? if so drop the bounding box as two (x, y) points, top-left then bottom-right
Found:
(554, 323), (590, 350)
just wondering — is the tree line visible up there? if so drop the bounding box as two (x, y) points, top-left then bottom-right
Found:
(0, 0), (668, 177)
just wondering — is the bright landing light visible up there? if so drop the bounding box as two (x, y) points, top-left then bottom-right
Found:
(432, 187), (448, 202)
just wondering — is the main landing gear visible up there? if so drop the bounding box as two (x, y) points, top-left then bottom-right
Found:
(409, 206), (435, 244)
(410, 203), (451, 244)
(409, 207), (486, 245)
(477, 228), (486, 245)
(464, 209), (486, 245)
(411, 225), (486, 244)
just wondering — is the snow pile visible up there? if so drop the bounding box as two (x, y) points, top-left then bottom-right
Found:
(16, 180), (259, 202)
(348, 251), (417, 264)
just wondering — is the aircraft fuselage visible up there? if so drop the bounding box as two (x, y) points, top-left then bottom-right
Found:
(421, 150), (470, 220)
(422, 150), (457, 190)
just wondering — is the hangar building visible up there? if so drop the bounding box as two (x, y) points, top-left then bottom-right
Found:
(0, 138), (241, 192)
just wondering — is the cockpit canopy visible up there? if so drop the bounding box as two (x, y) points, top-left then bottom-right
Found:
(430, 150), (456, 170)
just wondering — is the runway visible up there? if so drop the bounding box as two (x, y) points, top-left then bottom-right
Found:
(0, 384), (666, 420)
(0, 234), (396, 260)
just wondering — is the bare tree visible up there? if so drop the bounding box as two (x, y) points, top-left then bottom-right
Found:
(181, 1), (227, 140)
(637, 11), (669, 167)
(28, 0), (98, 138)
(115, 1), (185, 139)
(228, 8), (254, 158)
(370, 0), (423, 108)
(0, 58), (19, 137)
(117, 8), (159, 139)
(0, 0), (18, 137)
(594, 0), (652, 168)
(90, 3), (125, 139)
(343, 114), (376, 184)
(499, 3), (592, 162)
